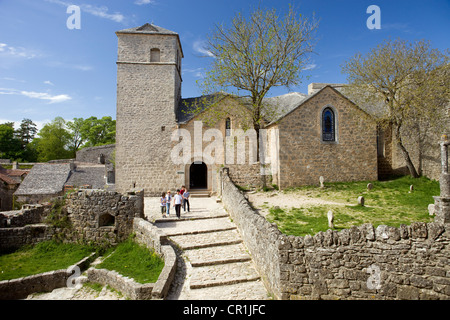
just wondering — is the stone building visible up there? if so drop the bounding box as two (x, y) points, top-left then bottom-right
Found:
(115, 23), (447, 196)
(0, 165), (29, 211)
(114, 23), (380, 196)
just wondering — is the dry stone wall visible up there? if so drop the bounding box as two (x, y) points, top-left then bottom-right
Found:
(64, 189), (144, 246)
(221, 169), (450, 300)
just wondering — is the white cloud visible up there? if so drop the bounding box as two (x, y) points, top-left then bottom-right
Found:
(20, 91), (71, 104)
(134, 0), (154, 5)
(0, 119), (50, 132)
(302, 63), (317, 71)
(81, 4), (125, 23)
(183, 67), (205, 79)
(193, 40), (215, 58)
(0, 43), (38, 59)
(0, 88), (71, 104)
(44, 80), (54, 86)
(45, 0), (125, 23)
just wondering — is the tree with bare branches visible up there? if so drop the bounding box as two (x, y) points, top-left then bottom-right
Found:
(342, 39), (449, 178)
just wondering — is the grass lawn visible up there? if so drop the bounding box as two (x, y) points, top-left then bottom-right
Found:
(265, 176), (440, 236)
(0, 241), (95, 281)
(96, 239), (164, 284)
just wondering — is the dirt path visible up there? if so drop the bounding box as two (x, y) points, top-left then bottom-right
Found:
(246, 190), (345, 216)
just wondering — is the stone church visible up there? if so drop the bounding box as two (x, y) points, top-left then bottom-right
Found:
(114, 23), (429, 196)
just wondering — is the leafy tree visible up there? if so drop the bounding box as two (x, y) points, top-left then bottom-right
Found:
(0, 124), (21, 160)
(35, 117), (73, 162)
(66, 117), (86, 156)
(16, 118), (37, 148)
(341, 38), (449, 178)
(79, 116), (116, 147)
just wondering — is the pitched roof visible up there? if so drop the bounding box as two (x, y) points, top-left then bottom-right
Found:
(116, 23), (179, 36)
(176, 83), (384, 127)
(116, 23), (184, 57)
(14, 163), (72, 196)
(64, 165), (107, 189)
(176, 92), (309, 125)
(0, 172), (18, 186)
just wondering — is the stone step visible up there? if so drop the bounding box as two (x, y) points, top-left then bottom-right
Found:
(155, 217), (236, 237)
(154, 213), (228, 224)
(189, 190), (211, 198)
(189, 261), (261, 289)
(185, 243), (251, 267)
(169, 229), (243, 250)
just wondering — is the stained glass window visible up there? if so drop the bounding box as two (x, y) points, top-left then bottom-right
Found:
(322, 108), (335, 141)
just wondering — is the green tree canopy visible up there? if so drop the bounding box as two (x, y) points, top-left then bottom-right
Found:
(35, 117), (73, 162)
(0, 124), (21, 160)
(79, 116), (116, 148)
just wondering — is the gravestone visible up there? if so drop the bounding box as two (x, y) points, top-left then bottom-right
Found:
(327, 210), (334, 229)
(358, 196), (365, 206)
(367, 183), (373, 191)
(319, 176), (324, 188)
(428, 204), (435, 216)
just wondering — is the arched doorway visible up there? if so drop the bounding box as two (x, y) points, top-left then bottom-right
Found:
(189, 162), (207, 189)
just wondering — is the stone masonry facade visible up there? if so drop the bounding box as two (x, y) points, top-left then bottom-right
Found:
(115, 24), (380, 197)
(270, 86), (378, 188)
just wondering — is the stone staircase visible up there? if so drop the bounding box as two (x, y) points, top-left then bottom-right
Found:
(153, 199), (269, 300)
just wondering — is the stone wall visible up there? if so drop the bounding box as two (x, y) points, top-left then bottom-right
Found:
(64, 189), (144, 246)
(0, 204), (50, 228)
(0, 224), (54, 253)
(221, 169), (450, 300)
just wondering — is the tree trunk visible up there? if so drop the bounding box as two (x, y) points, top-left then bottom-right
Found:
(394, 124), (420, 178)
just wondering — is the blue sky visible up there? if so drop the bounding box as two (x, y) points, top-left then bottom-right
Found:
(0, 0), (449, 130)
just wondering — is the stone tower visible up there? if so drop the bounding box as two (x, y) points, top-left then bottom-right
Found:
(115, 23), (184, 195)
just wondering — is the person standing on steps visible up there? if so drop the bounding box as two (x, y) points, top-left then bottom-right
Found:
(182, 187), (190, 213)
(173, 189), (183, 219)
(160, 192), (167, 218)
(165, 190), (172, 216)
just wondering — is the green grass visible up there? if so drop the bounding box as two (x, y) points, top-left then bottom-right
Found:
(96, 239), (164, 284)
(0, 241), (95, 281)
(266, 176), (440, 236)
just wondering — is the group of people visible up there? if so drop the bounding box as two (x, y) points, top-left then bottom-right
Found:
(160, 186), (190, 219)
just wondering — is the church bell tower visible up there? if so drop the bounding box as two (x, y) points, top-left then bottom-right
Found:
(115, 23), (183, 195)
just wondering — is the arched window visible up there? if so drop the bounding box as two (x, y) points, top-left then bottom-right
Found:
(150, 48), (160, 62)
(225, 117), (231, 136)
(322, 108), (335, 142)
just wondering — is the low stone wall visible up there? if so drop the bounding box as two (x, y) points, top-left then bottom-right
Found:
(87, 218), (177, 300)
(0, 253), (96, 300)
(65, 189), (144, 246)
(0, 204), (50, 228)
(221, 169), (450, 300)
(87, 245), (176, 300)
(0, 224), (55, 253)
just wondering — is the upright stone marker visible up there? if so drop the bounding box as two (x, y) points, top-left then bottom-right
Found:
(319, 176), (324, 188)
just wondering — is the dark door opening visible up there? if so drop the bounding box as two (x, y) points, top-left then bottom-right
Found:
(190, 162), (207, 189)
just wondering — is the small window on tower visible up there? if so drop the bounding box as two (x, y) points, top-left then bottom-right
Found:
(150, 48), (160, 62)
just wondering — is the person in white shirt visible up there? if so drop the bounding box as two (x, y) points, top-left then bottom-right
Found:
(173, 189), (183, 219)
